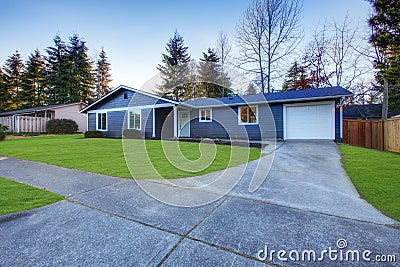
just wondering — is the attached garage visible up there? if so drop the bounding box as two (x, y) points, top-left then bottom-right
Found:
(284, 101), (335, 140)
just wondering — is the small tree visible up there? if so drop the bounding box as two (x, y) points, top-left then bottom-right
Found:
(198, 48), (232, 98)
(92, 48), (112, 101)
(282, 61), (311, 91)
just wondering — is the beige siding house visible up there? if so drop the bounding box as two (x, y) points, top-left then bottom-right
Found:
(0, 102), (87, 133)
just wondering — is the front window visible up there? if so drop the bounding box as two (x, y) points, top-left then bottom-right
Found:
(97, 113), (107, 130)
(239, 106), (257, 124)
(129, 110), (141, 130)
(199, 108), (212, 122)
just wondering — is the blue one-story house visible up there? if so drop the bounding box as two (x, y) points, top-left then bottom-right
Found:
(80, 85), (353, 141)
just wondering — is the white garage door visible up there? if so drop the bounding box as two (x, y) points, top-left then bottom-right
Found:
(285, 102), (335, 140)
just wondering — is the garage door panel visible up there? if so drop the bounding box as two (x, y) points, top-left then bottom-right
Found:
(285, 103), (334, 140)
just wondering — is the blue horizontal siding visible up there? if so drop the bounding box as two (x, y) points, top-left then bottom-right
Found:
(89, 89), (170, 111)
(189, 104), (282, 140)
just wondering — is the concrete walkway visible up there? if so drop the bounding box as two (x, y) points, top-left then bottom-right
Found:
(0, 141), (399, 266)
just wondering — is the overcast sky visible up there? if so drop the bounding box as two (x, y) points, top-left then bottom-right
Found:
(0, 0), (371, 91)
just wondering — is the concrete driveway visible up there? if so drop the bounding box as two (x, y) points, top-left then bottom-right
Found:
(0, 141), (399, 266)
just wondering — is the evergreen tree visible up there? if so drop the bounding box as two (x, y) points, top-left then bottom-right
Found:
(92, 48), (112, 100)
(3, 51), (25, 110)
(21, 50), (46, 108)
(45, 34), (94, 104)
(45, 35), (69, 104)
(368, 0), (400, 118)
(0, 68), (10, 112)
(282, 61), (311, 91)
(198, 48), (232, 98)
(245, 82), (259, 95)
(66, 34), (93, 103)
(156, 31), (191, 101)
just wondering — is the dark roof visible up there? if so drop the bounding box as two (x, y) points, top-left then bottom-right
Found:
(184, 86), (353, 107)
(0, 102), (86, 117)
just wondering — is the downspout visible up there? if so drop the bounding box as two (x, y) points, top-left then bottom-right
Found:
(340, 98), (343, 142)
(152, 107), (156, 138)
(173, 105), (178, 139)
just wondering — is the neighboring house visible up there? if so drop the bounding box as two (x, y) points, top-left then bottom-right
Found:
(0, 102), (87, 133)
(81, 85), (352, 141)
(343, 104), (382, 120)
(343, 104), (400, 120)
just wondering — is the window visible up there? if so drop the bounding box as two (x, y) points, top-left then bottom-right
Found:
(238, 106), (258, 124)
(124, 93), (128, 99)
(96, 112), (107, 131)
(199, 109), (212, 122)
(128, 110), (141, 130)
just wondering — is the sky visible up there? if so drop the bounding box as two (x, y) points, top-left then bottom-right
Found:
(0, 0), (372, 91)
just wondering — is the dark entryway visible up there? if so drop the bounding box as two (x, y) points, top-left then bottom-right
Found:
(155, 107), (173, 139)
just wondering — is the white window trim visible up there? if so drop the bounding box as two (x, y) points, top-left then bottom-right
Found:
(238, 105), (259, 125)
(96, 112), (108, 131)
(199, 108), (212, 122)
(128, 109), (142, 130)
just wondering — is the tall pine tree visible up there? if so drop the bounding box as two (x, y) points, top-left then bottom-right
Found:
(21, 50), (46, 108)
(156, 31), (191, 101)
(92, 48), (112, 101)
(368, 0), (400, 118)
(45, 35), (69, 104)
(3, 51), (25, 110)
(0, 68), (10, 112)
(66, 34), (93, 103)
(198, 48), (232, 98)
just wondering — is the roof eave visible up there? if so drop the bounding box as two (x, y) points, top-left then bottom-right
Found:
(182, 94), (353, 109)
(80, 85), (179, 113)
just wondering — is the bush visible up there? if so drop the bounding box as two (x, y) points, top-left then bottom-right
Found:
(123, 129), (142, 139)
(46, 119), (78, 134)
(0, 123), (7, 141)
(0, 124), (8, 132)
(84, 130), (104, 138)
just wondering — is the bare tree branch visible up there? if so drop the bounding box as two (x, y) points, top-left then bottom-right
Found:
(235, 0), (303, 93)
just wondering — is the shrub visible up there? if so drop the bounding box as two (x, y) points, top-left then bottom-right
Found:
(123, 129), (142, 139)
(46, 119), (78, 134)
(0, 124), (8, 132)
(0, 124), (7, 141)
(84, 130), (104, 138)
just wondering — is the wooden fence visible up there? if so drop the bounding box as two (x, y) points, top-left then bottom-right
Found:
(342, 118), (400, 153)
(0, 116), (50, 133)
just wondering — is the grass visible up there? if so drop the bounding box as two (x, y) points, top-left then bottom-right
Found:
(0, 134), (263, 179)
(0, 177), (64, 215)
(339, 144), (400, 221)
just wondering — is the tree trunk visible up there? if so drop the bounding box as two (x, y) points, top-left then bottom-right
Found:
(382, 78), (389, 119)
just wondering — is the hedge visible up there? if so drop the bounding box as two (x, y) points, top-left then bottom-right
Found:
(123, 129), (142, 139)
(84, 130), (104, 138)
(46, 119), (78, 134)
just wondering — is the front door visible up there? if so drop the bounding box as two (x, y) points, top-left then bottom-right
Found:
(178, 111), (190, 137)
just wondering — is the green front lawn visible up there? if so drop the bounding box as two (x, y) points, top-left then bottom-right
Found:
(339, 144), (400, 221)
(0, 135), (262, 179)
(0, 177), (64, 215)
